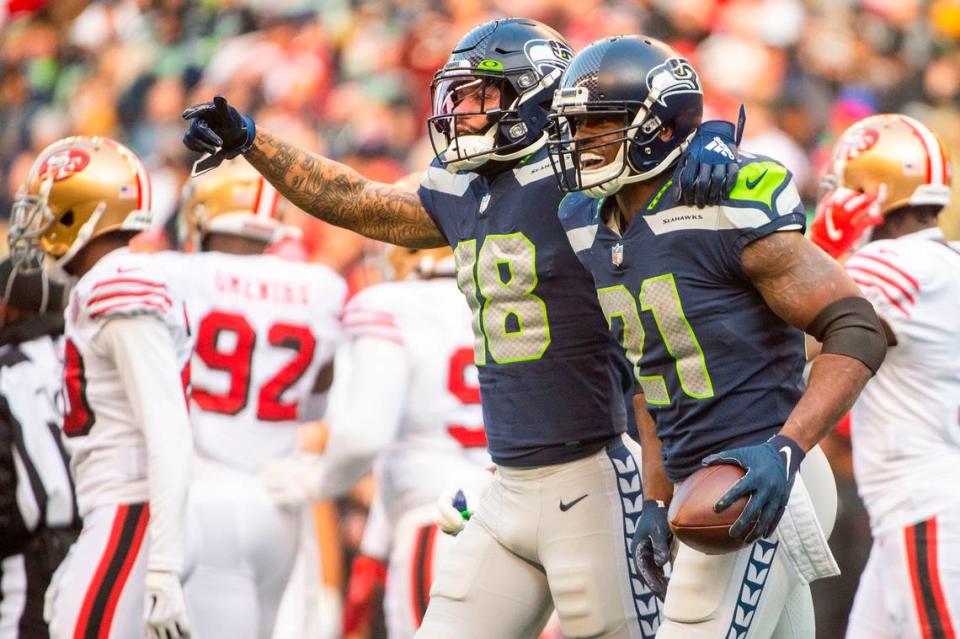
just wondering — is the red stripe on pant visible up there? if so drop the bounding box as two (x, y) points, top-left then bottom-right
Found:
(411, 524), (438, 628)
(74, 504), (150, 639)
(905, 517), (956, 639)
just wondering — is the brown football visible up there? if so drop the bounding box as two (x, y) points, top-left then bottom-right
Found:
(668, 464), (750, 555)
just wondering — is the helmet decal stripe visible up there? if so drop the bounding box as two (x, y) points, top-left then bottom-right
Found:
(899, 115), (942, 185)
(134, 155), (152, 213)
(937, 137), (951, 186)
(256, 179), (280, 219)
(252, 177), (264, 215)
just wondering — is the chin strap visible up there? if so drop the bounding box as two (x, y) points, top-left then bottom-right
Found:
(54, 201), (108, 273)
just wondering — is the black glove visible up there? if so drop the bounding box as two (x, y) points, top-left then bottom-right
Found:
(702, 434), (805, 544)
(181, 96), (256, 172)
(630, 499), (672, 600)
(673, 104), (746, 208)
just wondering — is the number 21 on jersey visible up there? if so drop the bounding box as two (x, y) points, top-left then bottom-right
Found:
(598, 274), (714, 405)
(454, 232), (551, 366)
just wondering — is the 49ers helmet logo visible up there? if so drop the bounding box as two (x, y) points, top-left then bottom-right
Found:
(38, 149), (90, 182)
(836, 125), (879, 161)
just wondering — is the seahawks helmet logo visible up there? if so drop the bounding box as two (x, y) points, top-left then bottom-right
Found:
(524, 39), (574, 76)
(646, 57), (702, 106)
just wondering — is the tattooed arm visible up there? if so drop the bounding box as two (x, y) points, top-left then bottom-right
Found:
(245, 129), (447, 249)
(742, 231), (873, 451)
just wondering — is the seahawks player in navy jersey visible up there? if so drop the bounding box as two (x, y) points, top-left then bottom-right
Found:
(550, 35), (888, 638)
(183, 19), (738, 639)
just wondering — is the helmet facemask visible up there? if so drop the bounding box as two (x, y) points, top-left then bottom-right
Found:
(429, 65), (562, 171)
(8, 181), (55, 273)
(548, 86), (696, 199)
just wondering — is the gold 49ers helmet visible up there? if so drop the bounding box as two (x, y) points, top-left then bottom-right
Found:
(9, 136), (152, 271)
(825, 113), (952, 214)
(180, 159), (281, 249)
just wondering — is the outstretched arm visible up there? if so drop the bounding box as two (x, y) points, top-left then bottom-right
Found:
(247, 129), (447, 248)
(182, 97), (447, 248)
(742, 230), (884, 451)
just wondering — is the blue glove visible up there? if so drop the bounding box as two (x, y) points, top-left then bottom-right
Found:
(181, 96), (256, 172)
(630, 499), (672, 600)
(702, 434), (805, 544)
(673, 104), (746, 208)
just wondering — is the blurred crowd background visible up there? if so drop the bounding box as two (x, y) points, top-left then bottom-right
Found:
(3, 0), (960, 636)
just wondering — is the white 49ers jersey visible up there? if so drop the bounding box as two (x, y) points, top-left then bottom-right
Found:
(163, 251), (345, 472)
(332, 276), (489, 524)
(846, 227), (960, 534)
(63, 248), (192, 517)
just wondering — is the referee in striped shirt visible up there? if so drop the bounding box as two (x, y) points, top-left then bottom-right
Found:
(0, 258), (78, 639)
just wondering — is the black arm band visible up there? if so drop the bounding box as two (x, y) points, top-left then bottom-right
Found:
(806, 296), (887, 374)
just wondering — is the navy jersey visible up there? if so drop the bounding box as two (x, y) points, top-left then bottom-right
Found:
(418, 148), (627, 466)
(558, 155), (807, 481)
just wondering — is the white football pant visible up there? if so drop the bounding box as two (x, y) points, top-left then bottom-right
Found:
(183, 457), (298, 639)
(847, 501), (960, 639)
(416, 434), (660, 639)
(657, 445), (837, 639)
(48, 503), (150, 639)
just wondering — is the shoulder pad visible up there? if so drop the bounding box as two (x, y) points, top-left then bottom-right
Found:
(846, 242), (923, 314)
(80, 266), (173, 322)
(511, 152), (554, 186)
(557, 192), (598, 223)
(558, 192), (600, 253)
(342, 285), (403, 344)
(727, 157), (801, 218)
(420, 165), (477, 197)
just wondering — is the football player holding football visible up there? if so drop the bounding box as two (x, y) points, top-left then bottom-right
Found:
(183, 18), (739, 638)
(549, 36), (887, 637)
(8, 136), (194, 639)
(810, 114), (960, 639)
(166, 160), (345, 639)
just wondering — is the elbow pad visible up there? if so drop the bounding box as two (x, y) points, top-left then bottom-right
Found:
(805, 296), (886, 374)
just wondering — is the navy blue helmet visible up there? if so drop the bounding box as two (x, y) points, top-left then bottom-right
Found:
(428, 18), (574, 171)
(547, 35), (704, 197)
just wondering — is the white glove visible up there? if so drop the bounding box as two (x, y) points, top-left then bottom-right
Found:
(259, 455), (324, 508)
(436, 487), (470, 536)
(436, 470), (496, 536)
(144, 570), (191, 639)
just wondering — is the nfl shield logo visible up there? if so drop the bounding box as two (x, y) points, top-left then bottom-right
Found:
(478, 193), (491, 215)
(612, 243), (624, 267)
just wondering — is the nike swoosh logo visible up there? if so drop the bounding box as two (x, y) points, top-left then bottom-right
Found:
(116, 266), (141, 273)
(746, 169), (768, 190)
(559, 494), (588, 512)
(779, 446), (792, 478)
(824, 207), (843, 241)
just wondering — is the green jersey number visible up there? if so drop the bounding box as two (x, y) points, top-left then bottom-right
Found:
(597, 274), (714, 405)
(454, 233), (551, 365)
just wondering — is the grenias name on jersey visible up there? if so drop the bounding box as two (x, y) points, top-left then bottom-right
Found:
(214, 272), (312, 305)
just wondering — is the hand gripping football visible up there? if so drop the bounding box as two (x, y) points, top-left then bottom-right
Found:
(667, 464), (750, 555)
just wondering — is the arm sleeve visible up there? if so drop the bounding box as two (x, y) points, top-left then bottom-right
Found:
(314, 336), (408, 500)
(99, 317), (192, 573)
